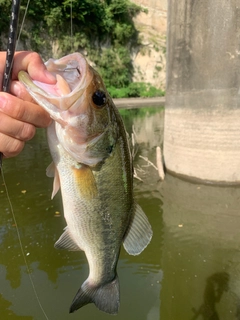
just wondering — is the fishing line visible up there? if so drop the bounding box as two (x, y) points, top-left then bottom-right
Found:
(16, 0), (30, 49)
(70, 0), (73, 51)
(0, 0), (50, 318)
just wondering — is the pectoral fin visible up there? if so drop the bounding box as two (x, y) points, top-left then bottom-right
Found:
(72, 164), (98, 199)
(54, 227), (81, 251)
(123, 203), (152, 255)
(46, 162), (60, 199)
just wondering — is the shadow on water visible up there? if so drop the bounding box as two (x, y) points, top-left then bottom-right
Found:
(191, 272), (230, 320)
(1, 105), (240, 319)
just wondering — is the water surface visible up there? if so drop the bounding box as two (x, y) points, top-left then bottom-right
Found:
(0, 106), (240, 320)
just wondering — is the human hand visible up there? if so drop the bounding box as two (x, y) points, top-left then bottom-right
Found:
(0, 51), (56, 158)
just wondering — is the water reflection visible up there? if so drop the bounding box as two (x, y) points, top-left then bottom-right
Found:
(1, 105), (240, 319)
(0, 292), (33, 319)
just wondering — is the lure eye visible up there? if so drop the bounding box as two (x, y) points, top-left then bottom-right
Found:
(92, 90), (107, 107)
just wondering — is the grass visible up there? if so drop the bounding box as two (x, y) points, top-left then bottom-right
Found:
(107, 82), (165, 99)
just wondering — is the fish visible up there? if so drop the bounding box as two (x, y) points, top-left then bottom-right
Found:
(18, 53), (153, 315)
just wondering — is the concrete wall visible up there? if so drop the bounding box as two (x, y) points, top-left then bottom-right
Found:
(164, 0), (240, 184)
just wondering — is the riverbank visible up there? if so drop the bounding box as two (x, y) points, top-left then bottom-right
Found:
(113, 96), (165, 109)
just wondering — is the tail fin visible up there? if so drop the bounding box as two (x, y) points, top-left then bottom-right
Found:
(69, 275), (120, 315)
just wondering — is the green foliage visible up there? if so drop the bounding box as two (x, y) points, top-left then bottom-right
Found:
(94, 47), (132, 88)
(108, 82), (165, 98)
(0, 0), (11, 35)
(0, 0), (156, 90)
(15, 0), (142, 47)
(108, 86), (130, 98)
(22, 0), (140, 87)
(119, 106), (162, 119)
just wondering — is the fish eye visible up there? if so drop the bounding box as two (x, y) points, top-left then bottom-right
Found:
(92, 90), (107, 108)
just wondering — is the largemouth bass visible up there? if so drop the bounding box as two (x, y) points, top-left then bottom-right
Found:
(18, 53), (152, 315)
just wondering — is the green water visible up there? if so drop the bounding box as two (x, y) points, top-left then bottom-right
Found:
(0, 106), (240, 320)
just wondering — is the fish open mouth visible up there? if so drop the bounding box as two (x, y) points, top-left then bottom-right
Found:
(19, 53), (89, 111)
(35, 53), (86, 97)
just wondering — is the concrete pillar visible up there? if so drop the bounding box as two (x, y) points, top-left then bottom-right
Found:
(164, 0), (240, 184)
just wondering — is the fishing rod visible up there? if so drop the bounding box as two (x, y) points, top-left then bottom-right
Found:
(0, 0), (21, 168)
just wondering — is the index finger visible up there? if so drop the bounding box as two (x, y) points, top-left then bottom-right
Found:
(0, 51), (56, 84)
(13, 51), (56, 83)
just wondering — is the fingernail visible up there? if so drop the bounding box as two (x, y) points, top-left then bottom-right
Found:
(12, 81), (24, 97)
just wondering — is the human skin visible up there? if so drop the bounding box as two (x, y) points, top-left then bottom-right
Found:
(0, 51), (56, 158)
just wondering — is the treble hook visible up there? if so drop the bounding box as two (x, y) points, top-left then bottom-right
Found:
(0, 0), (21, 168)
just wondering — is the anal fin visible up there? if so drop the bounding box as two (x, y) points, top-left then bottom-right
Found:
(54, 227), (81, 251)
